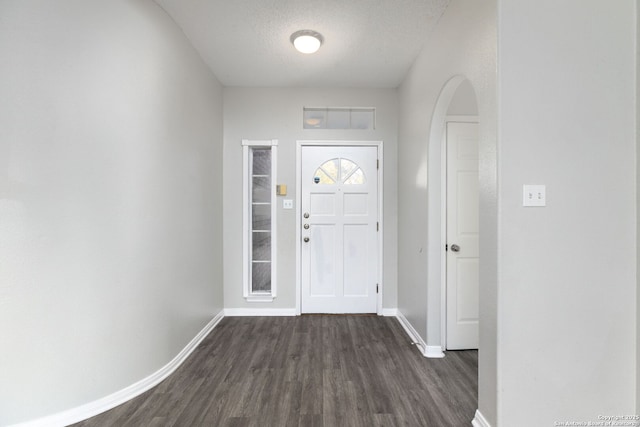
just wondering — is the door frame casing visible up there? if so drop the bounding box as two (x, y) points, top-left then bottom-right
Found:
(441, 117), (478, 351)
(296, 140), (384, 315)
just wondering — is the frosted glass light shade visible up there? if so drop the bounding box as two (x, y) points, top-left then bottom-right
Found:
(291, 30), (323, 54)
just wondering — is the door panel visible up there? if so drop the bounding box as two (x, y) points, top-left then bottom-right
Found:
(446, 122), (479, 350)
(456, 258), (479, 321)
(343, 193), (368, 215)
(310, 193), (335, 215)
(309, 224), (336, 296)
(457, 172), (479, 234)
(301, 146), (378, 313)
(343, 224), (368, 296)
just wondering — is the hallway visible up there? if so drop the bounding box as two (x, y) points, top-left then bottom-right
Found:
(74, 316), (477, 426)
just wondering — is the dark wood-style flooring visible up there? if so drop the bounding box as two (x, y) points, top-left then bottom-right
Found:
(74, 316), (477, 427)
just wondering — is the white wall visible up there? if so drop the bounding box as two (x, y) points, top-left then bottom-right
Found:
(447, 80), (479, 116)
(498, 1), (636, 425)
(223, 88), (398, 312)
(397, 0), (498, 421)
(0, 1), (224, 424)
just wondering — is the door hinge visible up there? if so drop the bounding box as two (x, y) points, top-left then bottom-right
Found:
(377, 159), (379, 169)
(445, 244), (448, 251)
(376, 284), (379, 294)
(377, 222), (379, 231)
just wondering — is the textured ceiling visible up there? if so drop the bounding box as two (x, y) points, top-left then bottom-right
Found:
(154, 0), (450, 88)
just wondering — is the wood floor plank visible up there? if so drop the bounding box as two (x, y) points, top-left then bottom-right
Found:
(73, 316), (477, 427)
(298, 414), (323, 427)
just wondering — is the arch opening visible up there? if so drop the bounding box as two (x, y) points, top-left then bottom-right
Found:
(425, 75), (479, 356)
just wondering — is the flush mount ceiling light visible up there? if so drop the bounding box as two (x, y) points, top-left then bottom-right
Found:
(290, 30), (324, 54)
(305, 118), (322, 126)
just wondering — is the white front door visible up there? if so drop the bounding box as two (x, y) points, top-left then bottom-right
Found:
(446, 122), (479, 350)
(301, 145), (378, 313)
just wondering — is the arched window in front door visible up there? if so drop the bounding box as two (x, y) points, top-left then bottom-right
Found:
(313, 158), (365, 185)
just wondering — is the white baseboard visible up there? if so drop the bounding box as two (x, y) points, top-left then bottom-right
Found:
(224, 308), (297, 316)
(471, 409), (491, 427)
(380, 308), (398, 316)
(395, 310), (445, 358)
(425, 345), (445, 358)
(11, 310), (225, 427)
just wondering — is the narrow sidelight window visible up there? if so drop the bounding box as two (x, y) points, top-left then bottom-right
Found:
(242, 140), (278, 302)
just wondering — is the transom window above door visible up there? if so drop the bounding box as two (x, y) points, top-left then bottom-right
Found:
(313, 158), (365, 185)
(303, 107), (375, 129)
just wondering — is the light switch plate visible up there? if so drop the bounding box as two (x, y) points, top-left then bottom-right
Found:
(523, 185), (546, 207)
(283, 199), (294, 209)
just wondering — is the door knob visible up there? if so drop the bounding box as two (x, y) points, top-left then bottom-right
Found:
(450, 244), (460, 252)
(304, 237), (310, 242)
(304, 224), (310, 229)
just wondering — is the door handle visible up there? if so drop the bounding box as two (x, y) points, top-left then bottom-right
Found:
(450, 244), (460, 252)
(304, 224), (310, 229)
(304, 237), (310, 243)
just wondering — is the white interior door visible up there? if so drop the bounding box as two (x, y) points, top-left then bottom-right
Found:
(301, 146), (378, 313)
(446, 122), (479, 350)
